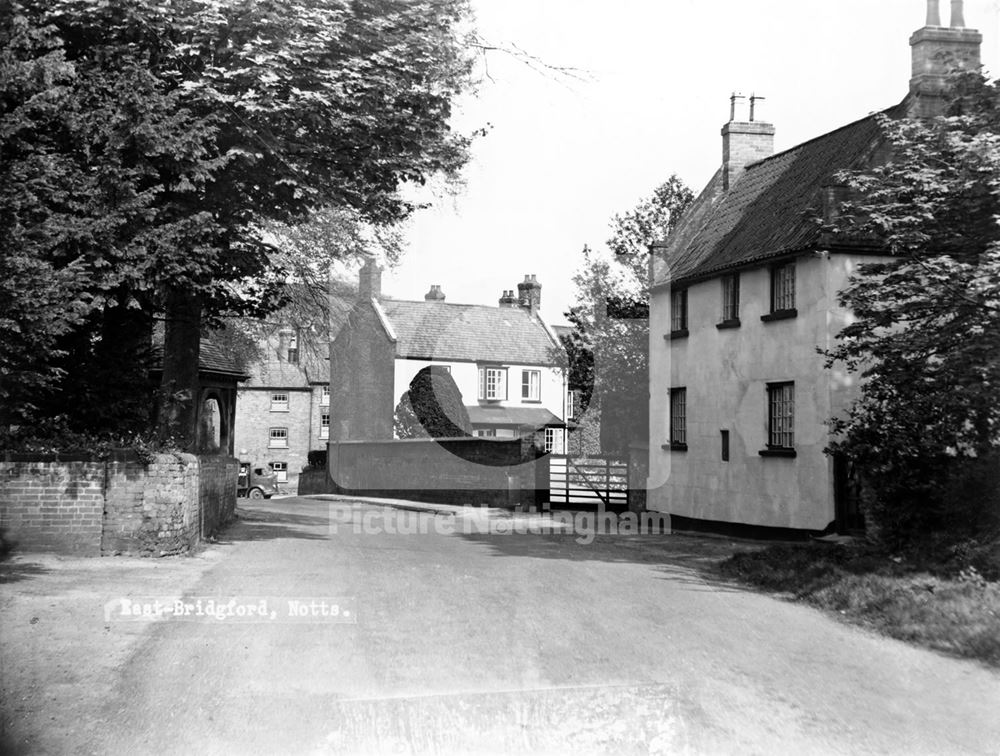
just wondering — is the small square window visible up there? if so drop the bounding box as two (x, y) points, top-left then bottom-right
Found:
(270, 392), (289, 412)
(269, 427), (288, 448)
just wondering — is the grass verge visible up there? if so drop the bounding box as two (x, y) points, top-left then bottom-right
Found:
(719, 542), (1000, 668)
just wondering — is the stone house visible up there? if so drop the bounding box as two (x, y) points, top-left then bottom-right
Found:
(233, 323), (332, 492)
(647, 1), (982, 533)
(330, 259), (570, 451)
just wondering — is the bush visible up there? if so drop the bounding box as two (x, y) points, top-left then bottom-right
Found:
(307, 450), (326, 469)
(394, 366), (471, 439)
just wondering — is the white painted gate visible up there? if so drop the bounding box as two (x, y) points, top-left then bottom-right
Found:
(548, 456), (628, 509)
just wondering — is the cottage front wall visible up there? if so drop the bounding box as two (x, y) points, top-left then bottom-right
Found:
(392, 358), (566, 438)
(647, 253), (877, 530)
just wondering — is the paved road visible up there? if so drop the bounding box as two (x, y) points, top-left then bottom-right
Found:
(59, 498), (1000, 753)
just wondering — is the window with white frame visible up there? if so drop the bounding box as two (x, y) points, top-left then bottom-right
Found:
(544, 428), (564, 454)
(270, 392), (289, 412)
(722, 274), (740, 322)
(271, 461), (287, 483)
(566, 390), (576, 420)
(474, 429), (497, 438)
(268, 427), (288, 448)
(320, 413), (330, 440)
(669, 388), (687, 448)
(767, 382), (795, 449)
(770, 263), (796, 313)
(478, 366), (507, 401)
(320, 386), (330, 406)
(286, 332), (299, 364)
(521, 370), (541, 401)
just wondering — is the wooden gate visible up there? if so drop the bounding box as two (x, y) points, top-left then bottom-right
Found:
(548, 455), (628, 509)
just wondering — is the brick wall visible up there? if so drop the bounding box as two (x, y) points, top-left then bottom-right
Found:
(326, 437), (548, 509)
(0, 460), (104, 555)
(1, 453), (237, 557)
(234, 386), (316, 491)
(329, 300), (396, 441)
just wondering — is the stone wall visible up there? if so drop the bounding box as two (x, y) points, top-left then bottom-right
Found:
(1, 453), (237, 557)
(326, 438), (548, 509)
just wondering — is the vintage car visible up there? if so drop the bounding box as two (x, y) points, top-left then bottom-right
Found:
(237, 463), (280, 499)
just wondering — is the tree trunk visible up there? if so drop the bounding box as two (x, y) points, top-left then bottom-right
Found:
(157, 288), (202, 449)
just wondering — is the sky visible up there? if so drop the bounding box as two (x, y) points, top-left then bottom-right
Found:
(379, 0), (1000, 327)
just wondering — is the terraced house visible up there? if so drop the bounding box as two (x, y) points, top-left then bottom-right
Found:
(233, 324), (332, 493)
(647, 1), (982, 533)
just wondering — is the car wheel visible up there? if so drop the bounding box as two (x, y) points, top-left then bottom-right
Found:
(248, 487), (265, 500)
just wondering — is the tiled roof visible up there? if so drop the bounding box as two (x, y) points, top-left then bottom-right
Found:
(380, 300), (561, 365)
(655, 101), (904, 287)
(150, 340), (248, 380)
(199, 340), (249, 378)
(466, 405), (563, 428)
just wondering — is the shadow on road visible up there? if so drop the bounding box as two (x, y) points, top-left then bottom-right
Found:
(214, 505), (331, 544)
(0, 560), (50, 584)
(456, 528), (753, 592)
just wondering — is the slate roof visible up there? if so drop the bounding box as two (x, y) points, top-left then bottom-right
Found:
(655, 100), (905, 287)
(466, 405), (563, 428)
(150, 340), (248, 380)
(379, 300), (562, 365)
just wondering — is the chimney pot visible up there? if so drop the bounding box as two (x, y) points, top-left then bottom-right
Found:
(721, 97), (775, 192)
(951, 0), (965, 28)
(424, 284), (445, 302)
(927, 0), (941, 26)
(909, 4), (981, 117)
(516, 275), (542, 314)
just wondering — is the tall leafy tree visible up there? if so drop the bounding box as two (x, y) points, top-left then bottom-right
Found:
(568, 176), (693, 455)
(1, 0), (476, 446)
(827, 73), (1000, 544)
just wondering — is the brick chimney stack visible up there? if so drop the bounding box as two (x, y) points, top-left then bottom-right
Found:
(517, 274), (542, 315)
(498, 290), (519, 308)
(424, 284), (445, 302)
(721, 92), (775, 192)
(358, 256), (381, 299)
(909, 0), (981, 118)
